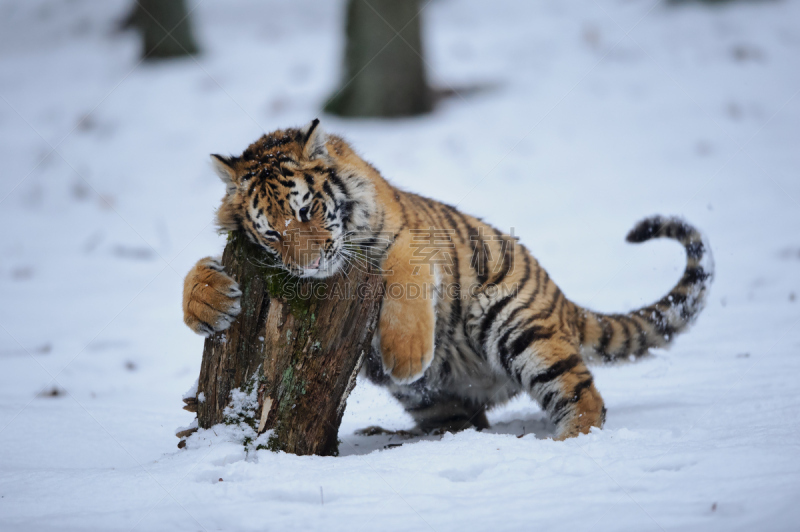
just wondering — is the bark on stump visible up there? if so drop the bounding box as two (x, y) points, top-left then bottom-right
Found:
(188, 231), (382, 456)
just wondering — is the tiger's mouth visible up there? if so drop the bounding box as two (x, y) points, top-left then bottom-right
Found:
(285, 244), (347, 280)
(296, 253), (325, 278)
(299, 251), (346, 279)
(248, 229), (346, 279)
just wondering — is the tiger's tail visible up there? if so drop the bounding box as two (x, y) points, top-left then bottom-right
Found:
(574, 216), (714, 363)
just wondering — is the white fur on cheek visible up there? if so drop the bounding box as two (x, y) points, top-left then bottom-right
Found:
(289, 179), (310, 221)
(248, 205), (273, 234)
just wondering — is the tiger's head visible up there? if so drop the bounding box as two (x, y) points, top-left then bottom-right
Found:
(212, 120), (376, 279)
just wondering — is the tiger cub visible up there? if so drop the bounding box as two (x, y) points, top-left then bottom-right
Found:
(183, 119), (713, 440)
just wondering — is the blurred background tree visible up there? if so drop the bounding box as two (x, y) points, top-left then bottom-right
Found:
(325, 0), (432, 118)
(121, 0), (199, 59)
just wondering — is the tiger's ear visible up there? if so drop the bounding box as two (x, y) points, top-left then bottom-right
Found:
(301, 118), (330, 161)
(210, 154), (238, 193)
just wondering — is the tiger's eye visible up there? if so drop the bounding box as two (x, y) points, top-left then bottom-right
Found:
(299, 206), (310, 221)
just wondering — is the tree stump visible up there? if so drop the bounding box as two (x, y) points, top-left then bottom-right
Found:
(186, 232), (382, 456)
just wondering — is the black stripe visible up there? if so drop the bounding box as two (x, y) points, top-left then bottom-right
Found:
(506, 324), (555, 370)
(544, 288), (563, 322)
(304, 118), (320, 144)
(339, 200), (354, 227)
(513, 283), (562, 336)
(440, 358), (452, 379)
(558, 290), (569, 324)
(644, 305), (673, 338)
(447, 240), (463, 342)
(393, 192), (409, 230)
(664, 291), (687, 306)
(628, 315), (649, 356)
(479, 252), (531, 349)
(615, 315), (632, 358)
(327, 169), (349, 198)
(474, 225), (489, 286)
(408, 194), (434, 228)
(480, 293), (514, 351)
(668, 221), (691, 241)
(496, 329), (515, 374)
(550, 397), (572, 426)
(439, 204), (466, 245)
(500, 265), (546, 335)
(445, 205), (473, 250)
(411, 194), (436, 221)
(597, 316), (614, 362)
(458, 216), (487, 285)
(489, 233), (512, 287)
(405, 399), (436, 412)
(569, 302), (580, 342)
(322, 180), (335, 201)
(681, 266), (709, 285)
(550, 398), (572, 425)
(626, 217), (662, 243)
(541, 391), (556, 411)
(571, 376), (594, 402)
(479, 225), (505, 287)
(247, 178), (259, 196)
(529, 354), (581, 388)
(577, 307), (588, 346)
(241, 134), (292, 160)
(685, 240), (704, 260)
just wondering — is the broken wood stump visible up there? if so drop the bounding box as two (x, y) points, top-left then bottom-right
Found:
(183, 231), (382, 456)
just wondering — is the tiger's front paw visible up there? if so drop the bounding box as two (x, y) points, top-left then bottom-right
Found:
(379, 298), (435, 384)
(182, 257), (242, 337)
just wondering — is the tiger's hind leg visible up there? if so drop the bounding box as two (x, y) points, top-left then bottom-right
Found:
(405, 395), (490, 434)
(389, 384), (489, 434)
(500, 336), (605, 440)
(354, 394), (488, 437)
(359, 348), (489, 435)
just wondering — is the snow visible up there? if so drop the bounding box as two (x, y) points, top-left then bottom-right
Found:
(1, 0), (799, 530)
(182, 378), (198, 400)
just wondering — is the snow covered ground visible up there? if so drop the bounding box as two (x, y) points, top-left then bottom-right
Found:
(1, 0), (799, 530)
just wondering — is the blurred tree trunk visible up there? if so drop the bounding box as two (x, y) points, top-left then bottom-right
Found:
(122, 0), (199, 59)
(325, 0), (432, 117)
